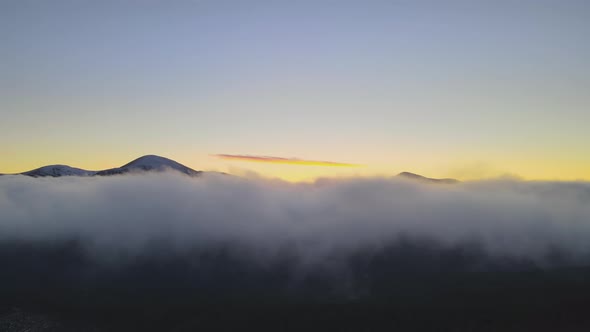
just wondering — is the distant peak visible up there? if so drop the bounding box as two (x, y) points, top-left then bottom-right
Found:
(22, 165), (96, 177)
(10, 155), (203, 178)
(135, 154), (168, 160)
(122, 155), (177, 167)
(38, 164), (71, 169)
(28, 164), (82, 171)
(92, 154), (202, 176)
(396, 172), (459, 184)
(397, 172), (425, 179)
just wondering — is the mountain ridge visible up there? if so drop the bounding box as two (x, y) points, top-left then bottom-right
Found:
(95, 155), (201, 177)
(396, 172), (459, 184)
(4, 156), (458, 181)
(22, 165), (97, 178)
(14, 155), (202, 178)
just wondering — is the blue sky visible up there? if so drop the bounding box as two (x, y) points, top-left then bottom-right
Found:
(2, 0), (589, 180)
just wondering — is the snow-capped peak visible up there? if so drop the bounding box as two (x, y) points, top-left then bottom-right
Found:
(123, 155), (188, 170)
(22, 165), (96, 178)
(13, 155), (202, 178)
(95, 155), (202, 176)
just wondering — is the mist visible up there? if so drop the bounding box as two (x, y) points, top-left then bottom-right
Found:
(1, 173), (590, 265)
(3, 172), (590, 330)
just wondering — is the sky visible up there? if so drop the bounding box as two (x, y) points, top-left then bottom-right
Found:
(1, 0), (589, 181)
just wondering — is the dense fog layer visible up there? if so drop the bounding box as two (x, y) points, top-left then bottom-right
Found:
(1, 173), (590, 266)
(2, 171), (590, 316)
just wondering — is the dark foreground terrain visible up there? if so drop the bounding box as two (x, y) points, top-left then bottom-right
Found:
(2, 239), (590, 331)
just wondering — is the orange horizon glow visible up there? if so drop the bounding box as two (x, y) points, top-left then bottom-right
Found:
(213, 154), (361, 167)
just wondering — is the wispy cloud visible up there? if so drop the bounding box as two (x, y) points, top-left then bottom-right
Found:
(213, 154), (361, 167)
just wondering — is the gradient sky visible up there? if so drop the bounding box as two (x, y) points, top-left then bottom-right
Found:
(2, 0), (589, 181)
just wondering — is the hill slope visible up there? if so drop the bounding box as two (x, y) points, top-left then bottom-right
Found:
(396, 172), (459, 184)
(95, 155), (201, 176)
(15, 155), (202, 178)
(22, 165), (96, 178)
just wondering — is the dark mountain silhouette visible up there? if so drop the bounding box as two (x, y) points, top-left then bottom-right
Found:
(94, 155), (201, 176)
(21, 165), (96, 178)
(396, 172), (459, 184)
(16, 155), (202, 178)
